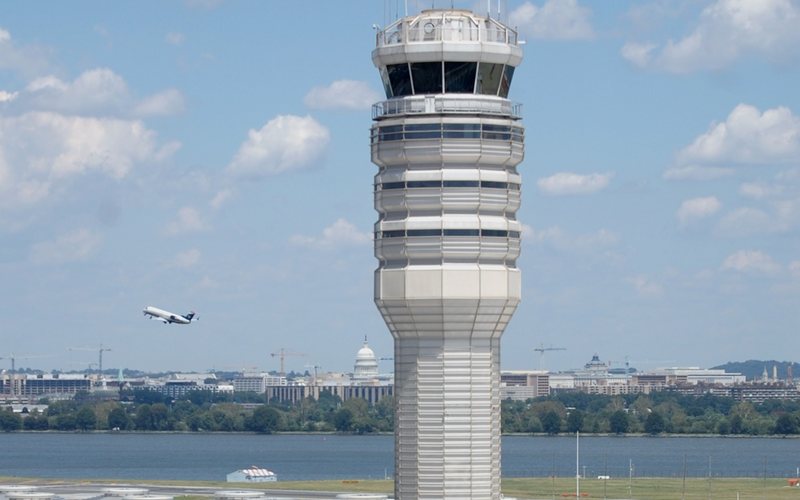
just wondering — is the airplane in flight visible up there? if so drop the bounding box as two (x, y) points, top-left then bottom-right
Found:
(142, 306), (197, 325)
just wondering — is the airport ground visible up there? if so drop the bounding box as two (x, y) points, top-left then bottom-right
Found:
(3, 476), (800, 499)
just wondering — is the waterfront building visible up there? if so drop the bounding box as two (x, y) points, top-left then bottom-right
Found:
(370, 8), (524, 499)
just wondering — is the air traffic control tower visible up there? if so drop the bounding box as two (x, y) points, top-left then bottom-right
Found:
(370, 8), (524, 500)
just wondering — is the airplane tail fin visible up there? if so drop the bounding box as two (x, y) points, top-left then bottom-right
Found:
(185, 311), (196, 321)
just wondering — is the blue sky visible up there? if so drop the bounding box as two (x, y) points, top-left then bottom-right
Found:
(1, 0), (799, 374)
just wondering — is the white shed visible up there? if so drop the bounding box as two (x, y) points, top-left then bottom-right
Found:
(225, 467), (277, 483)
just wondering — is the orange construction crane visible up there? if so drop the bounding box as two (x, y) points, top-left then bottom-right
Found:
(270, 348), (306, 377)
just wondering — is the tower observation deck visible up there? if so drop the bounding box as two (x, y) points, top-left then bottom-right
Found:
(370, 8), (524, 500)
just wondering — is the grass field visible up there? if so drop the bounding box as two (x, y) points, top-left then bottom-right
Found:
(2, 476), (799, 499)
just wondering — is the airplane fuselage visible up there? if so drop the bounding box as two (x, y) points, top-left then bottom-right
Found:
(143, 306), (195, 324)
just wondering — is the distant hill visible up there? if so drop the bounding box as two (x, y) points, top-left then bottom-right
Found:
(712, 360), (800, 381)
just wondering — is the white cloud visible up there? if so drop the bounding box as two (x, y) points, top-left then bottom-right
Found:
(165, 207), (207, 235)
(790, 261), (800, 278)
(715, 207), (783, 237)
(0, 90), (18, 103)
(663, 164), (734, 181)
(226, 115), (330, 178)
(510, 0), (594, 40)
(627, 275), (664, 297)
(677, 196), (722, 224)
(0, 111), (180, 209)
(721, 249), (780, 274)
(25, 69), (130, 115)
(165, 32), (185, 46)
(30, 228), (102, 264)
(524, 225), (618, 253)
(537, 172), (612, 196)
(170, 248), (201, 269)
(739, 181), (783, 200)
(17, 69), (185, 118)
(290, 218), (371, 249)
(620, 42), (657, 67)
(622, 0), (800, 73)
(133, 89), (185, 117)
(210, 188), (234, 210)
(304, 80), (381, 110)
(678, 104), (800, 166)
(0, 27), (51, 78)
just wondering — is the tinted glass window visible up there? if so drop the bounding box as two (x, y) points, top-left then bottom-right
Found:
(379, 125), (404, 142)
(445, 61), (477, 93)
(382, 182), (406, 190)
(476, 63), (503, 95)
(387, 64), (413, 97)
(407, 180), (442, 188)
(408, 229), (442, 237)
(482, 124), (511, 141)
(482, 229), (508, 237)
(508, 231), (521, 238)
(405, 123), (441, 140)
(444, 229), (480, 237)
(444, 180), (479, 188)
(382, 230), (406, 238)
(481, 181), (507, 189)
(443, 123), (481, 138)
(499, 65), (515, 98)
(410, 62), (442, 94)
(379, 66), (393, 98)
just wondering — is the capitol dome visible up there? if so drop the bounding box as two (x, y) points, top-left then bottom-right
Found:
(353, 337), (379, 380)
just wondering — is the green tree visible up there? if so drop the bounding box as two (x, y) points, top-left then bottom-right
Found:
(150, 403), (170, 430)
(609, 410), (629, 434)
(54, 414), (77, 430)
(541, 410), (561, 435)
(566, 410), (584, 433)
(75, 406), (97, 431)
(0, 410), (22, 431)
(247, 406), (281, 434)
(773, 414), (798, 435)
(644, 412), (666, 435)
(22, 410), (49, 430)
(107, 407), (130, 430)
(134, 404), (153, 430)
(333, 407), (354, 432)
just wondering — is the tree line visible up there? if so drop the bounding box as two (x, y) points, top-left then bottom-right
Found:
(1, 389), (799, 435)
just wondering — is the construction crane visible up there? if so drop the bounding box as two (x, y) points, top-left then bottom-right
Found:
(304, 364), (321, 386)
(69, 344), (111, 377)
(533, 344), (566, 370)
(270, 348), (306, 377)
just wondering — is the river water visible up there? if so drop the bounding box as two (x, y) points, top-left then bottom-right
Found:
(0, 433), (797, 481)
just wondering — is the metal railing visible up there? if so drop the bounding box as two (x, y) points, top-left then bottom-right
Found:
(376, 13), (518, 47)
(372, 95), (522, 120)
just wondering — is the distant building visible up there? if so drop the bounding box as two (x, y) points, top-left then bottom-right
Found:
(262, 339), (393, 405)
(147, 373), (233, 398)
(352, 338), (380, 381)
(3, 373), (92, 399)
(232, 373), (286, 393)
(501, 371), (549, 400)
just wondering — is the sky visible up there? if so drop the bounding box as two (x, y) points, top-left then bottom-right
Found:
(1, 0), (799, 375)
